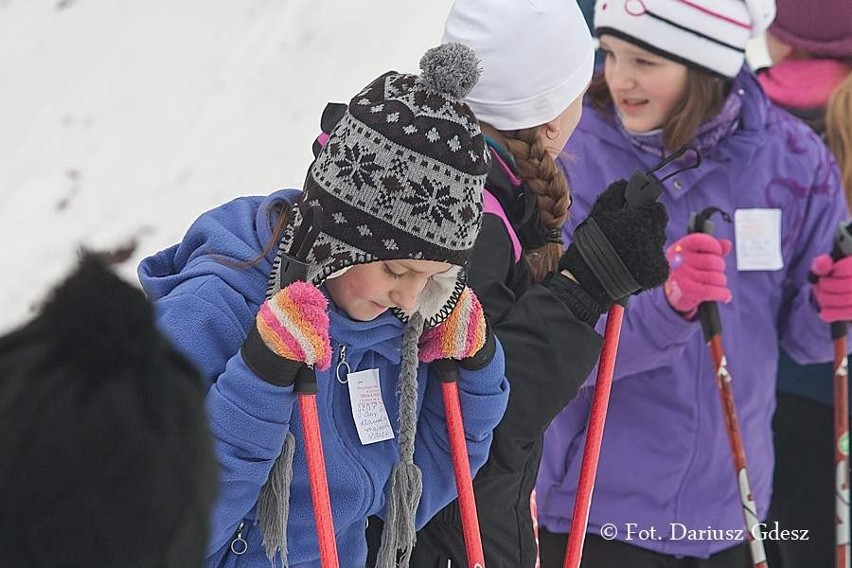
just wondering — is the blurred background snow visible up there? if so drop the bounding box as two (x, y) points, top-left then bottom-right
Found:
(0, 0), (454, 329)
(0, 0), (772, 331)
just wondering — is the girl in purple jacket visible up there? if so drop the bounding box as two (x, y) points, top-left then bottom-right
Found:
(536, 1), (852, 567)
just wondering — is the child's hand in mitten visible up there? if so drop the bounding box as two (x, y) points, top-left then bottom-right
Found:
(559, 179), (670, 310)
(664, 233), (733, 319)
(418, 287), (494, 369)
(242, 281), (332, 386)
(811, 254), (852, 323)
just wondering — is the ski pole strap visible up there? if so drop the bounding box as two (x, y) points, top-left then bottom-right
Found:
(277, 205), (324, 289)
(573, 217), (640, 302)
(808, 221), (852, 285)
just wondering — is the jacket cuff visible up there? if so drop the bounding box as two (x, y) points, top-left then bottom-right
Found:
(460, 327), (496, 371)
(542, 271), (605, 327)
(241, 325), (303, 387)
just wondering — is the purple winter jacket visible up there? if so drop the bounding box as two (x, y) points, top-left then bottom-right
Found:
(536, 68), (850, 558)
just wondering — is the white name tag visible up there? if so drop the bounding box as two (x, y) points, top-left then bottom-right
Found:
(346, 368), (394, 445)
(734, 208), (783, 271)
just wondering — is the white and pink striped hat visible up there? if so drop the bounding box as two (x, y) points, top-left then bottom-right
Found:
(595, 0), (776, 78)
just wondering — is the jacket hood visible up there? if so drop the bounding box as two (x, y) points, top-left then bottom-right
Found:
(138, 189), (408, 359)
(139, 190), (301, 305)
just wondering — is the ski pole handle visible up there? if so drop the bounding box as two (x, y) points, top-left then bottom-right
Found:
(830, 222), (852, 340)
(832, 221), (852, 260)
(687, 207), (732, 340)
(623, 168), (662, 208)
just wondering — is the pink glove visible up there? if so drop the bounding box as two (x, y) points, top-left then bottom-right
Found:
(256, 281), (332, 370)
(811, 254), (852, 323)
(664, 233), (733, 318)
(419, 287), (487, 364)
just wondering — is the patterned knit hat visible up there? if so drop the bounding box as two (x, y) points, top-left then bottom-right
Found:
(770, 0), (852, 59)
(272, 42), (490, 329)
(259, 42), (488, 568)
(595, 0), (777, 78)
(0, 253), (217, 567)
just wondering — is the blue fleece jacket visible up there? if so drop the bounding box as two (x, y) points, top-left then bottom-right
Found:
(138, 189), (509, 567)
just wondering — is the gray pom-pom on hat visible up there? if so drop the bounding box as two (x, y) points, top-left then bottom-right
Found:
(419, 42), (481, 100)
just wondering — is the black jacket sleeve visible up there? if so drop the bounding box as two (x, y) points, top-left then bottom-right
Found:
(373, 216), (605, 568)
(468, 215), (603, 470)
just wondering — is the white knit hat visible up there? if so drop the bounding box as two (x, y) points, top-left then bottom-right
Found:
(442, 0), (595, 131)
(595, 0), (776, 78)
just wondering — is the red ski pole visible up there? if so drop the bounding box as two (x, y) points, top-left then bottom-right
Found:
(434, 359), (486, 568)
(278, 206), (339, 567)
(820, 221), (852, 568)
(563, 305), (624, 568)
(563, 146), (694, 567)
(690, 207), (767, 568)
(833, 326), (849, 568)
(296, 369), (339, 567)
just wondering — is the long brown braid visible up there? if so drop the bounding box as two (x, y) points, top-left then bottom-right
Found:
(498, 126), (571, 283)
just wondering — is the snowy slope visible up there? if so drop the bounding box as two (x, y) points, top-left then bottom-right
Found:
(0, 0), (453, 330)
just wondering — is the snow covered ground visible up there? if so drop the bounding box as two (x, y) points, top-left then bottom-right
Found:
(0, 0), (771, 331)
(0, 0), (454, 330)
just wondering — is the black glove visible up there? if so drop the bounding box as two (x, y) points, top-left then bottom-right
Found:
(559, 179), (670, 309)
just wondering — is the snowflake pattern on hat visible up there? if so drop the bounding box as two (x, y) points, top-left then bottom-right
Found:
(284, 63), (489, 308)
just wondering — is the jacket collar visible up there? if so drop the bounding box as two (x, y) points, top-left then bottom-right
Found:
(483, 137), (549, 250)
(326, 301), (405, 364)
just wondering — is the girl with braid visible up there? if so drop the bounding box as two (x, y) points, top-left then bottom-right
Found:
(366, 1), (671, 566)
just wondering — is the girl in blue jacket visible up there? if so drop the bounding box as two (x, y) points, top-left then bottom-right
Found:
(138, 43), (509, 568)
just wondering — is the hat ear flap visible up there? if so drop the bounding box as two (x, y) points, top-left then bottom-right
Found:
(395, 265), (464, 329)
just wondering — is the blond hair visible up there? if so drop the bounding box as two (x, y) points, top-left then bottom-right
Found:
(826, 72), (852, 211)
